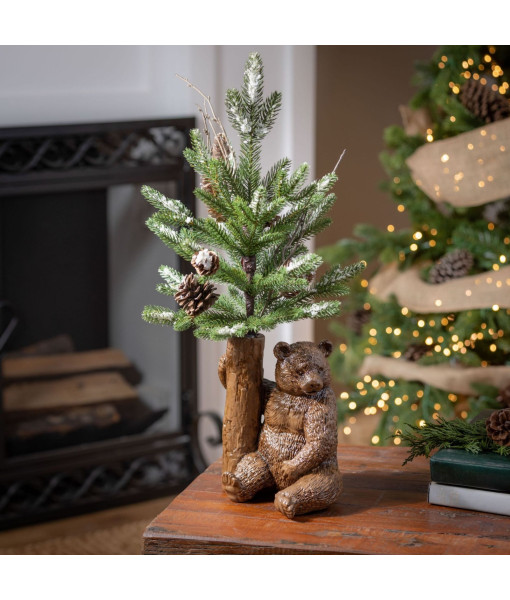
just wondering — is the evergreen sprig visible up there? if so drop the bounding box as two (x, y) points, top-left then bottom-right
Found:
(398, 417), (510, 465)
(142, 53), (364, 340)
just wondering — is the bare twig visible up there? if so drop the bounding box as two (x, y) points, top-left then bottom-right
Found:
(332, 148), (346, 173)
(176, 73), (234, 163)
(197, 105), (211, 151)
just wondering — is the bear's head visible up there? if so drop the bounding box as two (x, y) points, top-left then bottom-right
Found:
(273, 340), (333, 396)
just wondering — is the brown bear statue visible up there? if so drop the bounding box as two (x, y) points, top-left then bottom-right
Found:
(222, 339), (342, 519)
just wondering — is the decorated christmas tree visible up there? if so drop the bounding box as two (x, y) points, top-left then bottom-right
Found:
(320, 45), (510, 446)
(141, 53), (364, 477)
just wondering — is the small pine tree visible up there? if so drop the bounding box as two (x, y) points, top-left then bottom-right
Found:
(142, 53), (365, 342)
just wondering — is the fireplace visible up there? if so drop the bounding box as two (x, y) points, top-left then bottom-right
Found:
(0, 118), (220, 529)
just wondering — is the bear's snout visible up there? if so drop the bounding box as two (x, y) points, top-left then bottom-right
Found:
(302, 375), (323, 394)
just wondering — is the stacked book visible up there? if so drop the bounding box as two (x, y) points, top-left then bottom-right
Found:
(428, 449), (510, 516)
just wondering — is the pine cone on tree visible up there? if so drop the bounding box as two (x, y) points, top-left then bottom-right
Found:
(174, 274), (218, 317)
(496, 385), (510, 408)
(403, 343), (431, 362)
(201, 133), (232, 222)
(486, 408), (510, 446)
(348, 308), (372, 335)
(460, 79), (510, 123)
(191, 249), (220, 276)
(200, 178), (226, 222)
(428, 249), (474, 284)
(212, 132), (230, 160)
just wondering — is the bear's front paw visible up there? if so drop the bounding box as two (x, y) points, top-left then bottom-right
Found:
(274, 490), (298, 519)
(222, 472), (245, 502)
(280, 461), (299, 485)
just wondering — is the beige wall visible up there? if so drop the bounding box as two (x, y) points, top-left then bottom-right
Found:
(315, 45), (435, 347)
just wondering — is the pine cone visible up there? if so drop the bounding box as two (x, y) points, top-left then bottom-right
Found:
(460, 79), (510, 123)
(403, 343), (431, 362)
(174, 274), (218, 317)
(428, 249), (474, 284)
(486, 408), (510, 446)
(212, 133), (230, 160)
(201, 178), (226, 222)
(191, 249), (220, 276)
(201, 178), (214, 196)
(348, 308), (372, 335)
(496, 385), (510, 408)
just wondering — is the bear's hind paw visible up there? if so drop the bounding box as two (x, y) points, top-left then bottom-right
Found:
(274, 490), (298, 519)
(222, 472), (246, 502)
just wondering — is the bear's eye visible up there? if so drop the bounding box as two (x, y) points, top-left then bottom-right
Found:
(297, 369), (305, 376)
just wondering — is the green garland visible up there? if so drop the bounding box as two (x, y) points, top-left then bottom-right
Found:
(398, 417), (510, 465)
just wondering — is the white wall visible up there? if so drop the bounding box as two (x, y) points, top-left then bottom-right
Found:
(0, 45), (316, 463)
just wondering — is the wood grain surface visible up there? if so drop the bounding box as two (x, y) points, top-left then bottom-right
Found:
(143, 445), (510, 555)
(219, 335), (265, 476)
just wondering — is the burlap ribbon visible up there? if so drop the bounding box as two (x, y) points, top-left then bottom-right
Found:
(406, 117), (510, 207)
(360, 354), (510, 396)
(369, 263), (510, 313)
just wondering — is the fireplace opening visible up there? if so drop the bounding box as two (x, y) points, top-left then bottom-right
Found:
(0, 118), (210, 529)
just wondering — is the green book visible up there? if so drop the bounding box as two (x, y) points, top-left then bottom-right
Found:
(430, 449), (510, 493)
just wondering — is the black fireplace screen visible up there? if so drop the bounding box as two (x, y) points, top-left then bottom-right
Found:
(0, 118), (220, 529)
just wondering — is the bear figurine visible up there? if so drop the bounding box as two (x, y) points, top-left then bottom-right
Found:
(222, 339), (342, 519)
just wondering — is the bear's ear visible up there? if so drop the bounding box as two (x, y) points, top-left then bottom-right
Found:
(318, 339), (333, 358)
(274, 341), (292, 361)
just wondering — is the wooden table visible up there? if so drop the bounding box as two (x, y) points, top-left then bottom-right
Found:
(143, 445), (510, 554)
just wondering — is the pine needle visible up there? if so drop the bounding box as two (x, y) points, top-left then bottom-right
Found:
(398, 417), (510, 466)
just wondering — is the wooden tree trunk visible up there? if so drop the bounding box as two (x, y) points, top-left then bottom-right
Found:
(218, 334), (265, 478)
